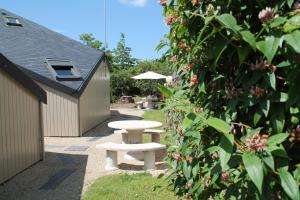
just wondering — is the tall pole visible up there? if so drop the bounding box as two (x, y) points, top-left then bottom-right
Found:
(104, 0), (107, 50)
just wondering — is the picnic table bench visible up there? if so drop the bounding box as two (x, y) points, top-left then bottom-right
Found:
(96, 142), (166, 170)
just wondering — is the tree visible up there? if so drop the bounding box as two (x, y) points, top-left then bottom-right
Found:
(112, 33), (136, 69)
(79, 33), (105, 51)
(79, 33), (113, 62)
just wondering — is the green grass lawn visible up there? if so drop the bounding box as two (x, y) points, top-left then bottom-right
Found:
(142, 110), (170, 145)
(142, 110), (166, 127)
(82, 173), (175, 200)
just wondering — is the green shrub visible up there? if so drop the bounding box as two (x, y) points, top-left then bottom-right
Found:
(159, 0), (300, 199)
(110, 60), (169, 102)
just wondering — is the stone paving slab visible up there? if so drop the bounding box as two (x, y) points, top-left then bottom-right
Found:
(64, 146), (89, 152)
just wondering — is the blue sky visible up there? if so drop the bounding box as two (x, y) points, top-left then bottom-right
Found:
(0, 0), (168, 60)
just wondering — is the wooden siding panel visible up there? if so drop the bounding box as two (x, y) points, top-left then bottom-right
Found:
(79, 63), (110, 134)
(0, 68), (41, 184)
(39, 84), (79, 137)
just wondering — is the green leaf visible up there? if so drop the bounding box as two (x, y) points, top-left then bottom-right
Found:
(293, 165), (300, 181)
(183, 161), (191, 179)
(240, 30), (256, 49)
(277, 60), (291, 68)
(268, 133), (290, 146)
(271, 92), (288, 102)
(262, 150), (275, 170)
(243, 152), (264, 194)
(217, 14), (242, 34)
(254, 111), (263, 126)
(279, 169), (300, 200)
(291, 116), (299, 125)
(158, 84), (172, 98)
(207, 35), (228, 66)
(270, 106), (285, 133)
(256, 36), (281, 62)
(270, 16), (287, 28)
(182, 113), (197, 129)
(290, 107), (300, 114)
(192, 164), (200, 178)
(268, 73), (276, 90)
(269, 145), (289, 158)
(284, 15), (300, 32)
(287, 0), (295, 8)
(284, 30), (300, 53)
(237, 46), (250, 64)
(260, 100), (270, 117)
(206, 117), (231, 134)
(219, 133), (234, 170)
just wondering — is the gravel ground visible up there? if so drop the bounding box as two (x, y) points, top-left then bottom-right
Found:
(0, 107), (167, 200)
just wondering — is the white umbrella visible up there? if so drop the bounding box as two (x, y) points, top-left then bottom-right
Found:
(132, 71), (167, 80)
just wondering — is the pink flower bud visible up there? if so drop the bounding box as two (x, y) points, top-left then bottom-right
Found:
(183, 63), (195, 71)
(189, 75), (198, 87)
(191, 0), (200, 6)
(170, 56), (177, 63)
(246, 132), (267, 152)
(173, 153), (181, 161)
(221, 171), (231, 182)
(250, 86), (265, 98)
(165, 14), (176, 26)
(159, 0), (167, 6)
(294, 2), (300, 11)
(258, 7), (276, 23)
(296, 125), (300, 133)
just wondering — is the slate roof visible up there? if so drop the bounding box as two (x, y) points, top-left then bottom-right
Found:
(0, 8), (105, 96)
(0, 53), (47, 103)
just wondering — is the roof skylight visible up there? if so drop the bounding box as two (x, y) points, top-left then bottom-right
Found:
(45, 58), (82, 81)
(5, 16), (22, 26)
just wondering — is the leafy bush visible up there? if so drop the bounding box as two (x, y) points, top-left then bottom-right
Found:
(111, 60), (169, 102)
(110, 68), (139, 102)
(159, 0), (300, 199)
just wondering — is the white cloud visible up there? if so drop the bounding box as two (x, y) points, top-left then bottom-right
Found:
(119, 0), (147, 7)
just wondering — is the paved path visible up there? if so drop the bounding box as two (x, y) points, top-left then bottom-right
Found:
(0, 108), (166, 200)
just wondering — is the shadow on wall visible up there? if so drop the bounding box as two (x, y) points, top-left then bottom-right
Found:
(0, 152), (88, 200)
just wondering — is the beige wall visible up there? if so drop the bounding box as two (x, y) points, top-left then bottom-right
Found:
(40, 84), (79, 137)
(79, 62), (110, 134)
(0, 68), (42, 184)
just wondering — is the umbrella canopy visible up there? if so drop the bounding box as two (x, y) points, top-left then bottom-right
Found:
(132, 71), (167, 80)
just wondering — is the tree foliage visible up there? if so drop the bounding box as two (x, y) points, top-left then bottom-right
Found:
(113, 33), (137, 69)
(111, 60), (168, 102)
(79, 33), (105, 51)
(159, 0), (300, 199)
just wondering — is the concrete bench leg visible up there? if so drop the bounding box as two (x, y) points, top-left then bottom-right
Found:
(105, 150), (118, 170)
(151, 133), (160, 143)
(121, 133), (128, 144)
(137, 103), (143, 109)
(144, 151), (156, 170)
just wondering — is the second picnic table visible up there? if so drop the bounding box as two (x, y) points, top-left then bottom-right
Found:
(108, 120), (162, 160)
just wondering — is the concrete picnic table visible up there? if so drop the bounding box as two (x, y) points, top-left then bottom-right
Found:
(108, 120), (162, 160)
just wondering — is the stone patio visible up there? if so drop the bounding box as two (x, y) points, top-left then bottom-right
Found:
(0, 108), (166, 200)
